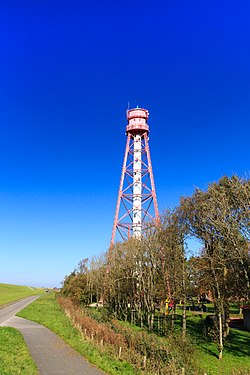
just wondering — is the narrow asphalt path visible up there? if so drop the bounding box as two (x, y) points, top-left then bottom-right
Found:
(0, 297), (104, 375)
(0, 295), (40, 324)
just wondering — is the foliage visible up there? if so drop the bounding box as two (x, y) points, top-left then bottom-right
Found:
(179, 175), (250, 358)
(62, 256), (106, 305)
(18, 291), (250, 375)
(58, 296), (199, 374)
(60, 174), (250, 362)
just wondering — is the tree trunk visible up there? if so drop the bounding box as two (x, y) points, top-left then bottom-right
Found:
(208, 243), (224, 359)
(182, 299), (187, 340)
(218, 310), (223, 360)
(213, 291), (224, 360)
(182, 251), (187, 340)
(150, 313), (154, 331)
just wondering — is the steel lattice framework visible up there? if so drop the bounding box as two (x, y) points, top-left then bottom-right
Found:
(111, 108), (159, 245)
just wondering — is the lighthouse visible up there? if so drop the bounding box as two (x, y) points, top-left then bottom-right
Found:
(111, 107), (159, 245)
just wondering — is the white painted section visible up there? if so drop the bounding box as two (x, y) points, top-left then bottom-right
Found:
(133, 135), (142, 237)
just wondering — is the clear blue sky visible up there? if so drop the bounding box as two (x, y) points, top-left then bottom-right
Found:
(0, 1), (249, 287)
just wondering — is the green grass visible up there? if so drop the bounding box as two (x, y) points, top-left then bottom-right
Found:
(0, 283), (45, 306)
(17, 293), (138, 375)
(173, 313), (250, 375)
(0, 327), (38, 375)
(17, 294), (250, 375)
(106, 309), (250, 374)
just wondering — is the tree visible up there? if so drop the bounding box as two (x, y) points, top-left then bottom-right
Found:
(158, 210), (190, 339)
(179, 175), (250, 359)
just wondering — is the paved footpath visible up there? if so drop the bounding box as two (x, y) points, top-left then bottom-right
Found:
(0, 296), (104, 375)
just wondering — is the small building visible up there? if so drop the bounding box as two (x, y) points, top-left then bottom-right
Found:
(242, 305), (250, 331)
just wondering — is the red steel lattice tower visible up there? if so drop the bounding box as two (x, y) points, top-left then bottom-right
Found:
(111, 107), (159, 245)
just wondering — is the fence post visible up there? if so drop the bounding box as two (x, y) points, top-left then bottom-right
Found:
(143, 355), (147, 369)
(118, 347), (122, 359)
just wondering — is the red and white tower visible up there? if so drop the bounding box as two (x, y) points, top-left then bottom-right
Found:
(111, 107), (159, 245)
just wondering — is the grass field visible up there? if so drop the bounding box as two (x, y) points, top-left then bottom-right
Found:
(17, 294), (250, 375)
(0, 283), (44, 306)
(174, 313), (250, 375)
(0, 327), (38, 375)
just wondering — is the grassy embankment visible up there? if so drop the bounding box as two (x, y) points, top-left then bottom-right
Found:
(18, 294), (250, 375)
(0, 327), (38, 375)
(0, 283), (44, 306)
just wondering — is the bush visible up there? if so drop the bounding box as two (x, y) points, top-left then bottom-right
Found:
(57, 297), (200, 374)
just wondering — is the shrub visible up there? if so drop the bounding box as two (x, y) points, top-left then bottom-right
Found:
(57, 297), (200, 374)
